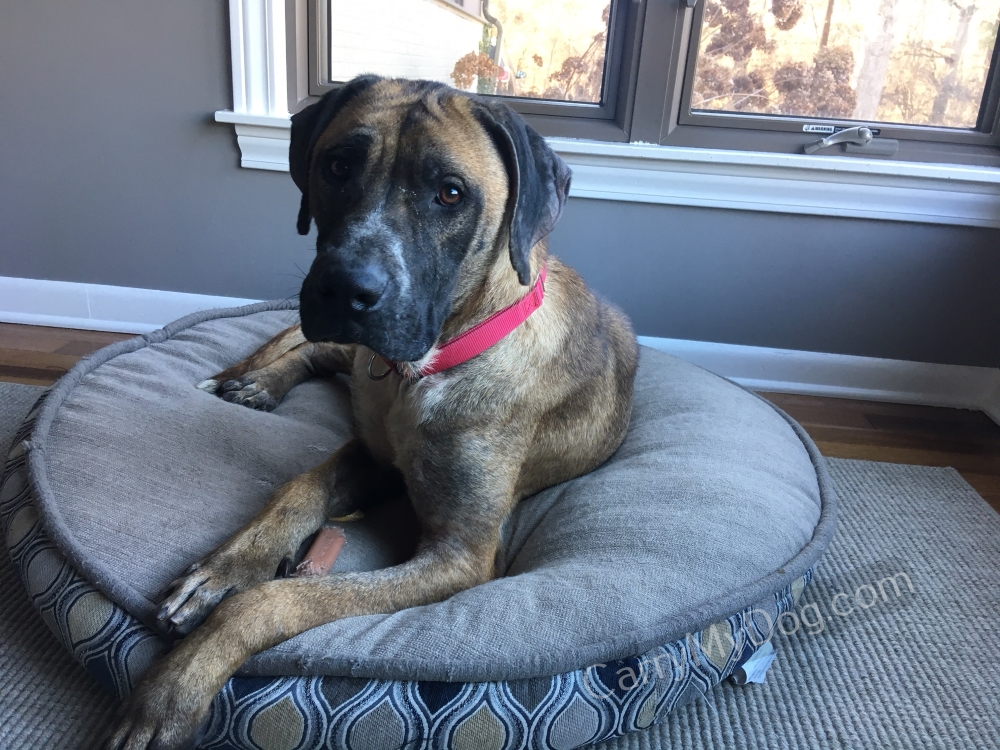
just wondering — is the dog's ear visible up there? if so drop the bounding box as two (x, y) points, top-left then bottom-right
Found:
(289, 75), (381, 235)
(471, 99), (572, 285)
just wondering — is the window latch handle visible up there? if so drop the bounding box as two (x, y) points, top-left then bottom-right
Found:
(804, 126), (873, 154)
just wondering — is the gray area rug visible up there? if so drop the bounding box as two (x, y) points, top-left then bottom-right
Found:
(1, 383), (117, 749)
(2, 381), (999, 749)
(597, 458), (1000, 750)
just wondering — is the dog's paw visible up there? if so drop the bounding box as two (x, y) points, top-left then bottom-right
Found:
(104, 653), (214, 750)
(157, 562), (235, 637)
(156, 563), (236, 636)
(157, 544), (279, 637)
(217, 376), (278, 411)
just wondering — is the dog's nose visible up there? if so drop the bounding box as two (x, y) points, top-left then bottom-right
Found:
(318, 265), (389, 313)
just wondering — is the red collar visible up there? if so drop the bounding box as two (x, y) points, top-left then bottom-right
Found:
(371, 264), (547, 380)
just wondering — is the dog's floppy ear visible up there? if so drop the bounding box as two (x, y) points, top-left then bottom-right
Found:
(471, 99), (572, 285)
(289, 75), (381, 235)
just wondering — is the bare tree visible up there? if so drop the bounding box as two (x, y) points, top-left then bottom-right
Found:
(547, 9), (608, 103)
(692, 0), (855, 118)
(692, 0), (772, 111)
(930, 1), (979, 125)
(820, 0), (836, 48)
(852, 0), (902, 120)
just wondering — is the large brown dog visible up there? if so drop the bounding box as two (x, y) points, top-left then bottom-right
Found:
(108, 77), (638, 750)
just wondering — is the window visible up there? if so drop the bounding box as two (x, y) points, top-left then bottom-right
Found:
(672, 0), (1000, 163)
(291, 0), (640, 140)
(317, 0), (612, 104)
(287, 0), (1000, 164)
(688, 0), (999, 130)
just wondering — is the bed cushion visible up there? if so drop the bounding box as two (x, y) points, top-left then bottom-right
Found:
(2, 300), (835, 749)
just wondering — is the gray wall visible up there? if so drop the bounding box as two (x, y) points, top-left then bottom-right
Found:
(2, 1), (998, 368)
(550, 202), (1000, 369)
(1, 0), (313, 302)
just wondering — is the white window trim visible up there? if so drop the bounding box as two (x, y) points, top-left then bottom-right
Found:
(216, 0), (1000, 229)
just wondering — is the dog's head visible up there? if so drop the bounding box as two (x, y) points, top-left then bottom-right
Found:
(291, 77), (571, 362)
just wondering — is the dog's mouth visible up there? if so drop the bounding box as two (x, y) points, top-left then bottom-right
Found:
(299, 287), (437, 363)
(298, 243), (458, 363)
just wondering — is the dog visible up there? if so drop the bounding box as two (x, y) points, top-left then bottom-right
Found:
(107, 76), (638, 750)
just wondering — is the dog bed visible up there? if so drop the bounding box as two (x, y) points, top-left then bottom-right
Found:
(2, 301), (835, 750)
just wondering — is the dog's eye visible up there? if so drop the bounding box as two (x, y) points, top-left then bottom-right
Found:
(437, 185), (462, 206)
(329, 159), (350, 179)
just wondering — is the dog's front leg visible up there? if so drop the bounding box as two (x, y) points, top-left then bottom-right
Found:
(198, 325), (355, 411)
(107, 534), (495, 750)
(157, 438), (401, 636)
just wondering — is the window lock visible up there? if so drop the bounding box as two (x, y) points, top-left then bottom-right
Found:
(804, 126), (872, 154)
(803, 126), (899, 158)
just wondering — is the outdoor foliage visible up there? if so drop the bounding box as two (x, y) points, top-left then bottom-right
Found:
(451, 52), (504, 91)
(691, 0), (1000, 128)
(693, 0), (856, 118)
(446, 0), (999, 125)
(450, 1), (611, 103)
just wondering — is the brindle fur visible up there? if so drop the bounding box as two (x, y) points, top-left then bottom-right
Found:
(108, 78), (638, 750)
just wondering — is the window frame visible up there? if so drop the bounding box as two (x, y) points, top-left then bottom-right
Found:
(288, 0), (646, 142)
(631, 0), (1000, 167)
(289, 0), (1000, 165)
(217, 0), (1000, 230)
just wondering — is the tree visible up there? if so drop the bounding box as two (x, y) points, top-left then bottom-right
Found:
(929, 1), (979, 125)
(692, 0), (772, 111)
(692, 0), (854, 118)
(852, 0), (902, 120)
(452, 2), (611, 103)
(546, 5), (609, 102)
(450, 26), (503, 94)
(820, 0), (836, 48)
(774, 45), (856, 119)
(879, 0), (991, 128)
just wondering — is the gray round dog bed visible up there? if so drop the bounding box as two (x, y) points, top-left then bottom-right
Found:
(2, 301), (835, 750)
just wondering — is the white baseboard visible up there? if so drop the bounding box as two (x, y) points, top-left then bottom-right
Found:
(2, 275), (997, 422)
(0, 276), (257, 334)
(981, 375), (1000, 427)
(638, 336), (1000, 424)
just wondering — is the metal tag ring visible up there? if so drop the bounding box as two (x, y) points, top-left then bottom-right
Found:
(367, 353), (393, 381)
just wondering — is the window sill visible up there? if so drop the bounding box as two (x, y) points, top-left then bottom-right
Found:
(215, 111), (290, 172)
(215, 110), (1000, 228)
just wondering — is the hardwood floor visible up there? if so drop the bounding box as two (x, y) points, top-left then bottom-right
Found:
(761, 392), (1000, 514)
(0, 322), (131, 385)
(1, 323), (998, 513)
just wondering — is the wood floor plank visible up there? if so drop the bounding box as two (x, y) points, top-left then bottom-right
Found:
(0, 372), (60, 387)
(956, 472), (1000, 510)
(0, 324), (130, 385)
(863, 412), (1000, 442)
(763, 391), (993, 425)
(759, 391), (1000, 515)
(810, 439), (993, 470)
(0, 322), (130, 354)
(54, 339), (127, 357)
(0, 347), (80, 367)
(801, 424), (1000, 460)
(760, 399), (873, 429)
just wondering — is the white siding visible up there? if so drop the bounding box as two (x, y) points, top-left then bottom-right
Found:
(328, 0), (484, 89)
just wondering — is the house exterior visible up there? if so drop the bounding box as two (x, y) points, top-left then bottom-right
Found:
(328, 0), (487, 90)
